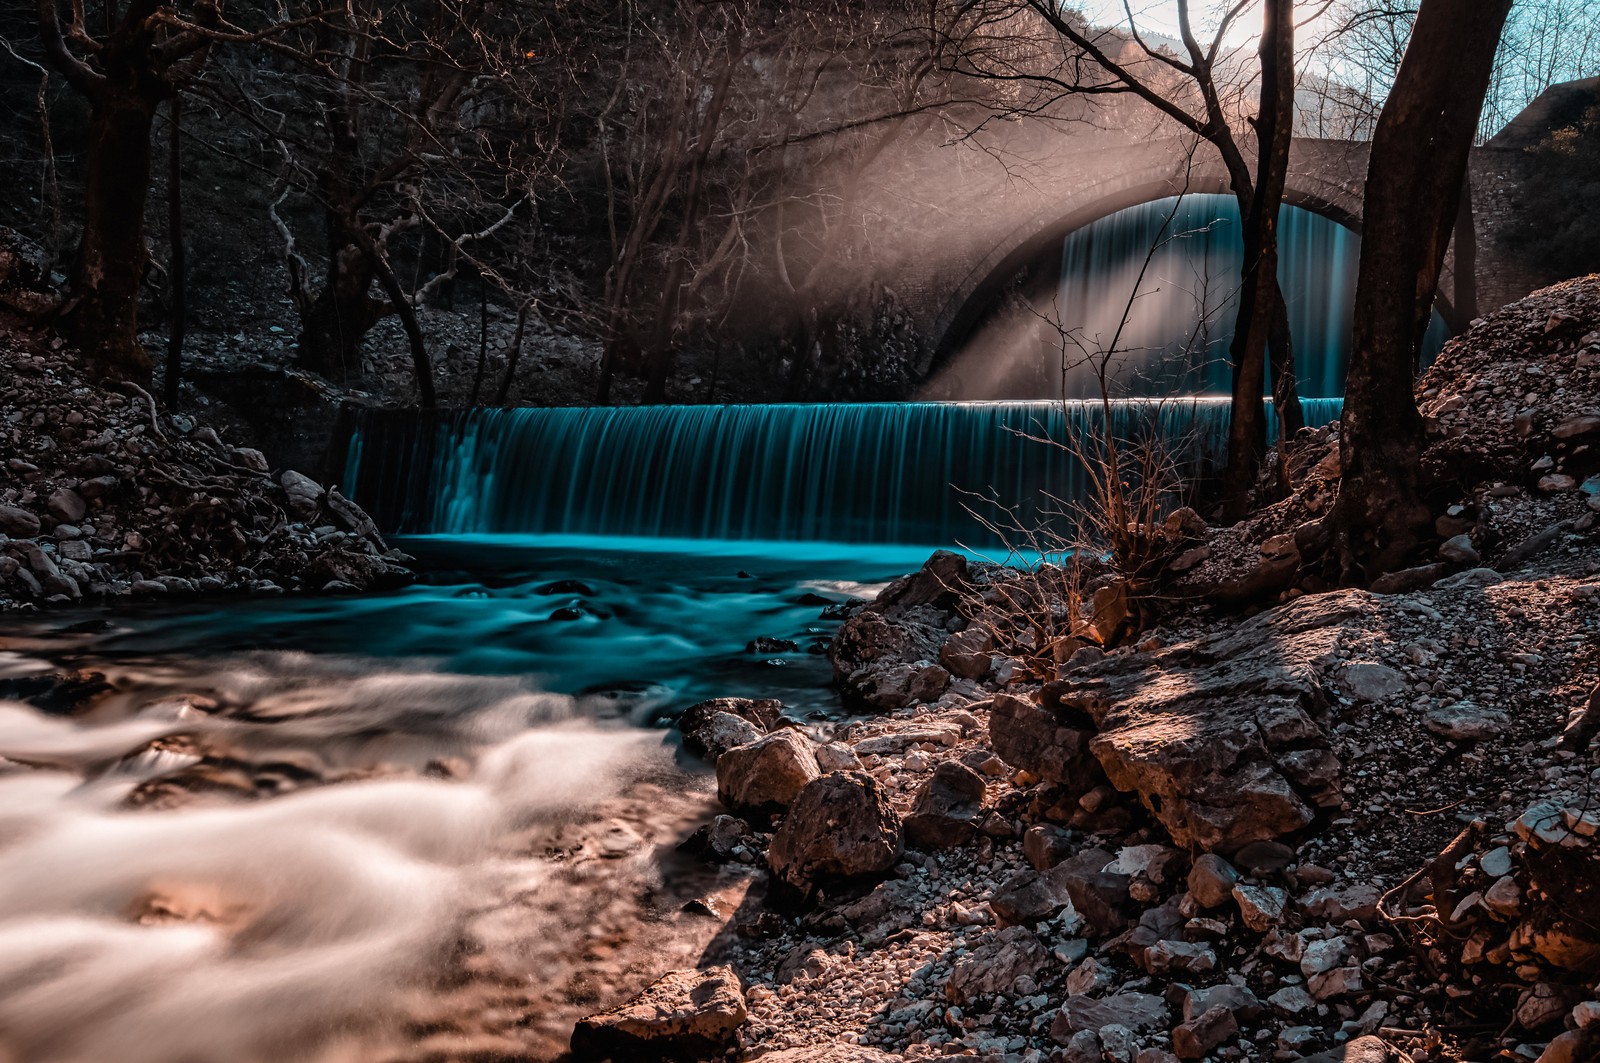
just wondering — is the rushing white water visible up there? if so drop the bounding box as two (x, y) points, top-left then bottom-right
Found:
(0, 645), (673, 1063)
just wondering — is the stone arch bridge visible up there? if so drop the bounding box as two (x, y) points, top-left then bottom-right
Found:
(880, 98), (1564, 367)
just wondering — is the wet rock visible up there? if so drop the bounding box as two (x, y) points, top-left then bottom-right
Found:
(746, 636), (800, 654)
(680, 710), (764, 764)
(570, 965), (747, 1061)
(904, 760), (986, 850)
(768, 770), (901, 894)
(943, 925), (1047, 1005)
(680, 696), (783, 735)
(715, 730), (819, 821)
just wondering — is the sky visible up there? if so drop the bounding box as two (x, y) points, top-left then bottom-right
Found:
(1075, 1), (1340, 51)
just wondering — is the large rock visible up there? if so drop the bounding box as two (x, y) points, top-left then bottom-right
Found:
(829, 552), (969, 709)
(988, 692), (1100, 789)
(944, 926), (1048, 1005)
(680, 710), (764, 764)
(278, 470), (326, 519)
(679, 696), (783, 735)
(768, 771), (902, 894)
(940, 622), (996, 680)
(716, 730), (819, 820)
(1061, 591), (1368, 850)
(570, 965), (747, 1061)
(1051, 992), (1170, 1039)
(904, 760), (987, 849)
(0, 504), (40, 537)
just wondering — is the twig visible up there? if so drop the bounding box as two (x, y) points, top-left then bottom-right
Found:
(119, 381), (168, 443)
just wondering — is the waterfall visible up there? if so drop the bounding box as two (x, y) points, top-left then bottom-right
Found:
(345, 398), (1342, 547)
(936, 194), (1447, 400)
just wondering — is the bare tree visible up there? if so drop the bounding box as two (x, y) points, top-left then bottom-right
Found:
(32, 0), (231, 382)
(938, 0), (1308, 516)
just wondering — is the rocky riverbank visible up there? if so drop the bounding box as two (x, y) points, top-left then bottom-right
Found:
(570, 278), (1600, 1063)
(0, 316), (414, 607)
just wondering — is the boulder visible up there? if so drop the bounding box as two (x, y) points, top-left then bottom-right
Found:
(904, 760), (986, 850)
(278, 470), (325, 519)
(715, 731), (819, 820)
(0, 504), (41, 537)
(570, 965), (747, 1061)
(1051, 992), (1169, 1038)
(943, 926), (1048, 1005)
(988, 693), (1101, 789)
(679, 696), (783, 735)
(1063, 592), (1368, 850)
(768, 771), (902, 894)
(680, 710), (764, 764)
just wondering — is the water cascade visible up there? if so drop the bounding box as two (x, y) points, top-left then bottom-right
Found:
(937, 194), (1449, 399)
(346, 398), (1343, 548)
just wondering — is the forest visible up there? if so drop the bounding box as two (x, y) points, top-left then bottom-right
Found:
(0, 1), (1599, 1061)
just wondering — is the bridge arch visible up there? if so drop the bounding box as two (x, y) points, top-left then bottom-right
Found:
(928, 138), (1378, 367)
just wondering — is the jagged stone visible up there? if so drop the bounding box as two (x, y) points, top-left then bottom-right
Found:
(904, 760), (986, 850)
(768, 771), (902, 893)
(570, 965), (747, 1061)
(715, 730), (819, 820)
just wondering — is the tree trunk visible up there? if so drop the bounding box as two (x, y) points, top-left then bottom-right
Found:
(163, 96), (186, 406)
(1267, 289), (1304, 438)
(296, 240), (385, 384)
(61, 92), (158, 384)
(1220, 0), (1296, 519)
(1333, 0), (1512, 578)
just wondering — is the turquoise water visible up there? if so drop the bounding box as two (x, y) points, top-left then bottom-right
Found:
(17, 536), (965, 720)
(346, 398), (1343, 545)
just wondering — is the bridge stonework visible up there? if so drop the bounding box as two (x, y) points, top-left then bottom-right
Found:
(884, 128), (1549, 365)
